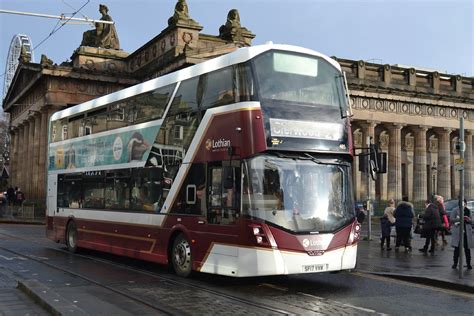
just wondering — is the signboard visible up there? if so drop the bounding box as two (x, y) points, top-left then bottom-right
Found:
(269, 118), (343, 141)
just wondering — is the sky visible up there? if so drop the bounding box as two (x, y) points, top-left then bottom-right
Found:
(0, 0), (473, 100)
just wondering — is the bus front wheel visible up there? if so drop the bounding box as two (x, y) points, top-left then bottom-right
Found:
(171, 234), (192, 277)
(66, 221), (78, 253)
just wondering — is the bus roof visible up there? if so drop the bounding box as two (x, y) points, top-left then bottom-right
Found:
(50, 43), (341, 122)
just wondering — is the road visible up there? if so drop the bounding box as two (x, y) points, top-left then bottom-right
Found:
(0, 224), (472, 315)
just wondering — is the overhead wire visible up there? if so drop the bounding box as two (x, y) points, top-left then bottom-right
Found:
(62, 0), (92, 22)
(32, 0), (90, 51)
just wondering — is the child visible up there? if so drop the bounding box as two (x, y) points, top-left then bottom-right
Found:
(381, 199), (396, 250)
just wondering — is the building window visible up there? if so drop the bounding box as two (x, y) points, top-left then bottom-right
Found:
(62, 125), (68, 141)
(174, 125), (183, 140)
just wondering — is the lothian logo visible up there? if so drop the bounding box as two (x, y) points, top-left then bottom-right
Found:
(302, 238), (322, 248)
(302, 239), (310, 248)
(205, 138), (231, 151)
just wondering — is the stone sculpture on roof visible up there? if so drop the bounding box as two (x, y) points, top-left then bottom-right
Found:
(219, 9), (253, 43)
(168, 0), (199, 27)
(81, 4), (120, 50)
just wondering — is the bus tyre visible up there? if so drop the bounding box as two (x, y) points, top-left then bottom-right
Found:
(66, 221), (78, 253)
(171, 234), (192, 277)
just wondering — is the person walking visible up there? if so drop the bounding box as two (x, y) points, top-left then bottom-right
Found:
(435, 195), (449, 246)
(380, 199), (396, 250)
(15, 188), (25, 206)
(419, 198), (441, 253)
(394, 196), (414, 252)
(6, 186), (15, 206)
(450, 199), (472, 270)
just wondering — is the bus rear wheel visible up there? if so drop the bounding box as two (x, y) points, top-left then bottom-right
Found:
(66, 221), (78, 253)
(171, 234), (192, 277)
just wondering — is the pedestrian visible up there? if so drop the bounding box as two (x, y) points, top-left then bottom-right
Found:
(380, 199), (396, 250)
(0, 191), (6, 216)
(450, 199), (472, 270)
(394, 196), (414, 252)
(356, 205), (366, 224)
(15, 188), (25, 206)
(434, 195), (448, 246)
(419, 198), (441, 253)
(6, 186), (15, 206)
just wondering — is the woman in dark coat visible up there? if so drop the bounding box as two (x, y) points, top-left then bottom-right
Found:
(394, 196), (414, 251)
(419, 199), (441, 253)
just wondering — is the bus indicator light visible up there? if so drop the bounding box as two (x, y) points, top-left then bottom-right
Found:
(249, 224), (269, 246)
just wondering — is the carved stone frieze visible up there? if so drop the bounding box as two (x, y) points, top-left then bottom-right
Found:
(351, 96), (473, 121)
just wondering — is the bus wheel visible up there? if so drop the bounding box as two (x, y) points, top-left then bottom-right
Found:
(171, 234), (192, 277)
(66, 221), (78, 253)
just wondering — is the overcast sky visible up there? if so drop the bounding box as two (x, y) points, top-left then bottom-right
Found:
(1, 0), (473, 99)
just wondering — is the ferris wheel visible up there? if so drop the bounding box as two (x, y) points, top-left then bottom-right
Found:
(3, 34), (34, 98)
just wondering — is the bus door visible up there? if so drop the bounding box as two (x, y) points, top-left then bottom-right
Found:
(47, 174), (58, 217)
(183, 161), (240, 269)
(205, 161), (241, 271)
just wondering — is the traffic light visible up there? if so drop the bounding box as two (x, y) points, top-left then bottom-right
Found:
(358, 143), (387, 178)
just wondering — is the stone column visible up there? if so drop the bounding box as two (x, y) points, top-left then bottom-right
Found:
(9, 130), (16, 187)
(37, 108), (51, 204)
(20, 123), (29, 193)
(413, 126), (428, 203)
(33, 114), (42, 200)
(387, 124), (403, 200)
(27, 118), (35, 199)
(13, 126), (23, 188)
(465, 130), (473, 198)
(360, 121), (377, 200)
(437, 128), (452, 199)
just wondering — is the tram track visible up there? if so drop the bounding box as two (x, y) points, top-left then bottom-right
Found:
(0, 231), (294, 315)
(0, 229), (385, 315)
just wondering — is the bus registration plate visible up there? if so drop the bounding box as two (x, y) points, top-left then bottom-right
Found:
(302, 264), (327, 273)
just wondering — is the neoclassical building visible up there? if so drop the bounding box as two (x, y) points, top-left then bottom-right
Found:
(3, 1), (254, 207)
(335, 58), (474, 204)
(2, 1), (474, 210)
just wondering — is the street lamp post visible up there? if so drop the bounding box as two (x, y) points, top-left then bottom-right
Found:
(431, 162), (437, 196)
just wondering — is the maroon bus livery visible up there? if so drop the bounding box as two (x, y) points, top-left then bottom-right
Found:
(46, 44), (359, 277)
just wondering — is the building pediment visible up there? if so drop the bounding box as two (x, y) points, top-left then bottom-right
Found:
(2, 64), (41, 111)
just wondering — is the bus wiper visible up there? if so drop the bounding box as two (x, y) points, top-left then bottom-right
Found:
(303, 153), (351, 167)
(303, 153), (322, 164)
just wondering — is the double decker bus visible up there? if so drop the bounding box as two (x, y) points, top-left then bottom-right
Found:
(46, 44), (359, 277)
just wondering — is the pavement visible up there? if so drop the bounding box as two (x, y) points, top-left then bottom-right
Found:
(0, 219), (472, 315)
(357, 218), (474, 293)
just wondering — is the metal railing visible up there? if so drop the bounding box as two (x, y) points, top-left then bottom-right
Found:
(0, 201), (45, 223)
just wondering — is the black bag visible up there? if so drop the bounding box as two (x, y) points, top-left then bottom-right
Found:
(414, 223), (421, 234)
(356, 209), (366, 224)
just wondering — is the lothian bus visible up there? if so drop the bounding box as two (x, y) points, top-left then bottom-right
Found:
(46, 43), (360, 277)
